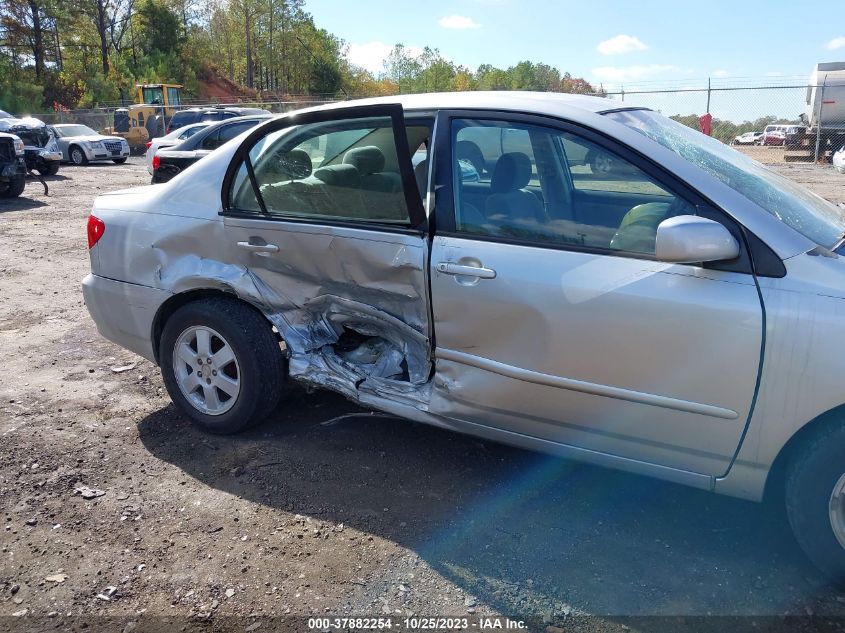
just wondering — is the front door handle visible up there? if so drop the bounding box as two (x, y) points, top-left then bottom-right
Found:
(237, 241), (279, 253)
(436, 262), (497, 279)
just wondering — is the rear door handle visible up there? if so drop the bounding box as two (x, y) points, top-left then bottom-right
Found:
(237, 241), (279, 253)
(436, 262), (497, 279)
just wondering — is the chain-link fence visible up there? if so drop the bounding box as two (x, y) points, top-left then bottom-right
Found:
(28, 98), (339, 136)
(591, 82), (845, 165)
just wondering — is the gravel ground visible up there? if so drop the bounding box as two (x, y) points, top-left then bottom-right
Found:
(1, 158), (844, 633)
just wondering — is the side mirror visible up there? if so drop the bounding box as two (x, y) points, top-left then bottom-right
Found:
(655, 215), (740, 264)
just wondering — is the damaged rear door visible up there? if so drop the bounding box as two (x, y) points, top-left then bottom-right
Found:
(221, 104), (432, 409)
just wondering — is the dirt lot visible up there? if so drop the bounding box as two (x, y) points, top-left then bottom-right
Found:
(1, 158), (845, 633)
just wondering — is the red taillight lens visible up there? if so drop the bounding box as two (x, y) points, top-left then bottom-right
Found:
(152, 155), (160, 170)
(145, 141), (152, 149)
(87, 214), (105, 249)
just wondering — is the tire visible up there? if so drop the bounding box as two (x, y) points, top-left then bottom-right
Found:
(0, 175), (25, 197)
(785, 420), (845, 587)
(159, 297), (286, 434)
(112, 158), (127, 164)
(70, 146), (88, 166)
(38, 162), (59, 176)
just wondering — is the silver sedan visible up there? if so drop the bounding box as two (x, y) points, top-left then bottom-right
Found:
(82, 92), (845, 587)
(52, 123), (130, 165)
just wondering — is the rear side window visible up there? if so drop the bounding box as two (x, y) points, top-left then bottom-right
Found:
(200, 129), (221, 151)
(230, 116), (420, 225)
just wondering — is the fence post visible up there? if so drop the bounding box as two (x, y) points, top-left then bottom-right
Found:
(814, 77), (827, 163)
(706, 77), (711, 113)
(621, 86), (625, 102)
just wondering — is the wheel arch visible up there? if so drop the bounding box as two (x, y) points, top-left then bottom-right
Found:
(763, 403), (845, 503)
(151, 287), (278, 365)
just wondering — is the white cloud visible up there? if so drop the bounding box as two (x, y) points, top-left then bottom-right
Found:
(597, 35), (648, 55)
(346, 41), (393, 73)
(438, 15), (481, 29)
(826, 36), (845, 50)
(346, 41), (424, 73)
(591, 64), (677, 82)
(712, 69), (731, 78)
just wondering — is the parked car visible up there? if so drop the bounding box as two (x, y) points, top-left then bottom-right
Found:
(0, 115), (62, 175)
(84, 92), (845, 586)
(166, 106), (268, 134)
(145, 122), (210, 175)
(0, 132), (27, 197)
(761, 129), (786, 146)
(834, 145), (845, 174)
(732, 131), (763, 145)
(152, 114), (271, 183)
(52, 124), (130, 165)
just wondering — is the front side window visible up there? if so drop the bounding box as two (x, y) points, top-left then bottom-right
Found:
(607, 108), (845, 249)
(451, 118), (694, 256)
(230, 116), (426, 225)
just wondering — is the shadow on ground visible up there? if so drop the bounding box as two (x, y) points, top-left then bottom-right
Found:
(0, 195), (48, 211)
(138, 389), (837, 621)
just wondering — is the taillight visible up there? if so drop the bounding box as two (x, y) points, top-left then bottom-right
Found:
(87, 214), (105, 249)
(145, 141), (152, 149)
(152, 155), (160, 170)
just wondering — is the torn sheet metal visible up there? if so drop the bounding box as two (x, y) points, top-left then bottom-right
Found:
(143, 215), (434, 408)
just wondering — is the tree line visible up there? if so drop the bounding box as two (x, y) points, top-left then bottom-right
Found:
(0, 0), (601, 112)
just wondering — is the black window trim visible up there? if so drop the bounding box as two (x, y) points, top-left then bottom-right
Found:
(431, 108), (783, 276)
(221, 103), (428, 233)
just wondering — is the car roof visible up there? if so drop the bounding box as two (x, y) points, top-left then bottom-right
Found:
(289, 91), (621, 118)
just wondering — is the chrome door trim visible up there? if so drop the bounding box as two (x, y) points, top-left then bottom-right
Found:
(436, 347), (739, 420)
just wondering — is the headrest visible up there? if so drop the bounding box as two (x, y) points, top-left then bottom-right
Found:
(313, 163), (360, 188)
(278, 149), (312, 179)
(456, 140), (485, 175)
(491, 152), (533, 193)
(342, 146), (385, 175)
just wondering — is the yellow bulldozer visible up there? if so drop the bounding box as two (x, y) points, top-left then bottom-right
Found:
(103, 83), (183, 153)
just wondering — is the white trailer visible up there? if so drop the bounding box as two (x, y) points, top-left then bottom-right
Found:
(805, 61), (845, 132)
(788, 62), (845, 160)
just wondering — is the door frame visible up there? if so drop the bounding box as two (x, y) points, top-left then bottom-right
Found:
(220, 103), (428, 232)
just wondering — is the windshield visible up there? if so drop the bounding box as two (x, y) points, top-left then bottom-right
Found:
(607, 109), (845, 249)
(56, 125), (98, 137)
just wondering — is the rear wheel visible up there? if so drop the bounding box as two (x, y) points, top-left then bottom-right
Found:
(70, 146), (88, 166)
(159, 297), (287, 434)
(785, 421), (845, 587)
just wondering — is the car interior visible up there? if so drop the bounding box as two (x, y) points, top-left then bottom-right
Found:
(238, 120), (431, 224)
(451, 121), (690, 255)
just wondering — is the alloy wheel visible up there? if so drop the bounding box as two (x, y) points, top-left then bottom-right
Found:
(172, 325), (241, 415)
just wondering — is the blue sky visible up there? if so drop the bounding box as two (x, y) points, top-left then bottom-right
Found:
(309, 0), (845, 121)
